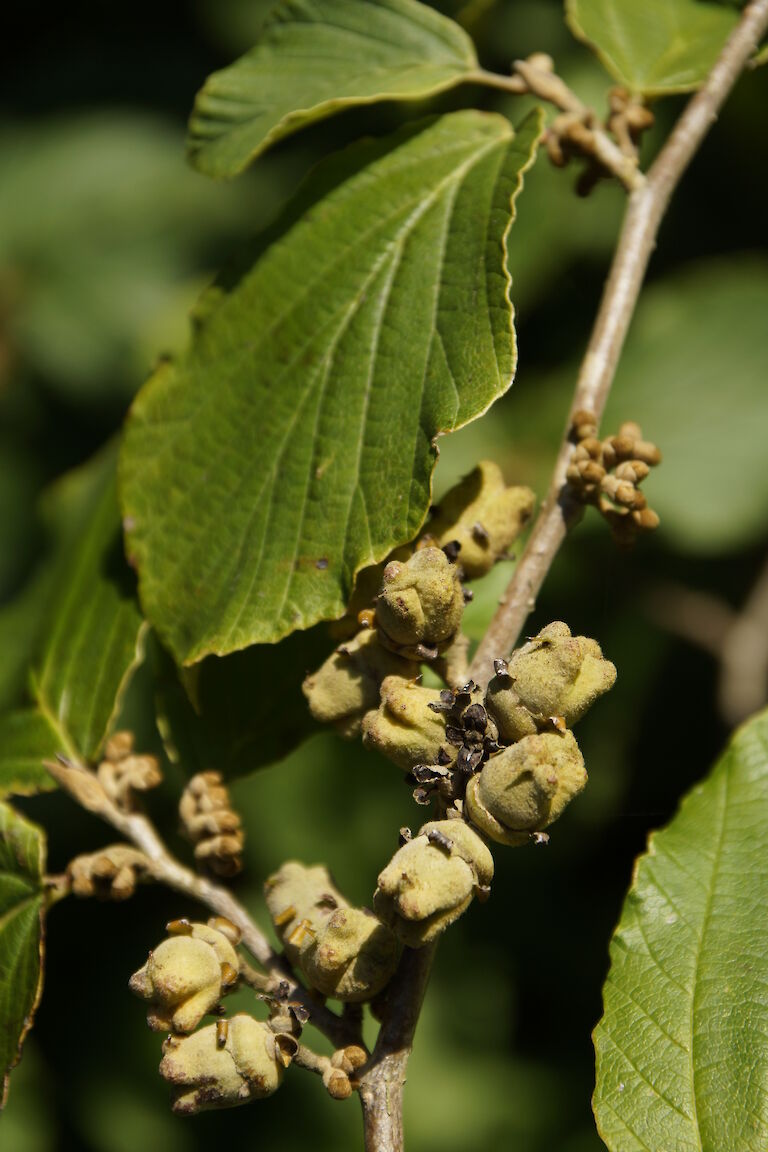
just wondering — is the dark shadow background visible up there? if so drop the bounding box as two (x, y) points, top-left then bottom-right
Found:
(2, 2), (768, 1150)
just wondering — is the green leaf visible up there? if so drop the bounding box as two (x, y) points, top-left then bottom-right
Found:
(602, 259), (768, 553)
(187, 0), (480, 178)
(593, 709), (768, 1152)
(0, 803), (46, 1107)
(121, 109), (542, 663)
(0, 712), (59, 798)
(0, 447), (146, 791)
(33, 460), (147, 763)
(565, 0), (739, 96)
(154, 626), (328, 778)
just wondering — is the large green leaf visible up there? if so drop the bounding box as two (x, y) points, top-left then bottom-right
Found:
(187, 0), (479, 178)
(0, 804), (46, 1106)
(121, 109), (542, 663)
(593, 709), (768, 1151)
(0, 448), (146, 793)
(565, 0), (739, 96)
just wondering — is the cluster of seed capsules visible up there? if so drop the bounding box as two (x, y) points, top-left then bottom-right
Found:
(566, 409), (661, 543)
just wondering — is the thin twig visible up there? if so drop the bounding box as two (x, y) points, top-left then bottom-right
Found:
(357, 944), (437, 1152)
(45, 756), (359, 1051)
(468, 0), (768, 688)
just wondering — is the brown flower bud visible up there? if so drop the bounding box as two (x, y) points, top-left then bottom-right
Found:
(428, 462), (535, 579)
(374, 820), (493, 947)
(96, 734), (161, 811)
(465, 730), (586, 846)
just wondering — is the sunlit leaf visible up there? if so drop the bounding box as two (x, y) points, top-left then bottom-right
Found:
(593, 709), (768, 1151)
(188, 0), (479, 177)
(566, 0), (739, 95)
(121, 110), (542, 662)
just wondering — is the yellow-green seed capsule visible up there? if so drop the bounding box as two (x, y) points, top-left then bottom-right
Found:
(264, 862), (399, 1001)
(129, 922), (239, 1033)
(429, 462), (535, 579)
(465, 730), (586, 846)
(302, 907), (401, 1002)
(159, 1014), (289, 1113)
(486, 621), (616, 731)
(361, 677), (453, 772)
(375, 547), (464, 658)
(302, 628), (418, 737)
(374, 820), (493, 947)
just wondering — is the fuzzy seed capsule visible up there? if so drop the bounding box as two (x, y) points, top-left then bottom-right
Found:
(362, 677), (454, 772)
(265, 862), (400, 1002)
(465, 730), (586, 846)
(485, 621), (616, 732)
(375, 547), (464, 658)
(374, 820), (493, 948)
(428, 462), (535, 579)
(129, 920), (240, 1033)
(302, 628), (418, 738)
(159, 1014), (290, 1113)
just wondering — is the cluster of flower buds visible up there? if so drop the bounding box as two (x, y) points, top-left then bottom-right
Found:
(179, 771), (244, 877)
(606, 87), (655, 157)
(159, 1013), (295, 1114)
(265, 862), (401, 1002)
(323, 1045), (368, 1100)
(567, 410), (661, 543)
(374, 820), (493, 947)
(96, 731), (161, 811)
(68, 844), (151, 901)
(129, 917), (241, 1032)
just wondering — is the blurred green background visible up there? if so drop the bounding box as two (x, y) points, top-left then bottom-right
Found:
(3, 1), (768, 1149)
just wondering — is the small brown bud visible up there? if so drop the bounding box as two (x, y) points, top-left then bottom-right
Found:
(323, 1067), (352, 1100)
(632, 507), (660, 530)
(633, 439), (662, 466)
